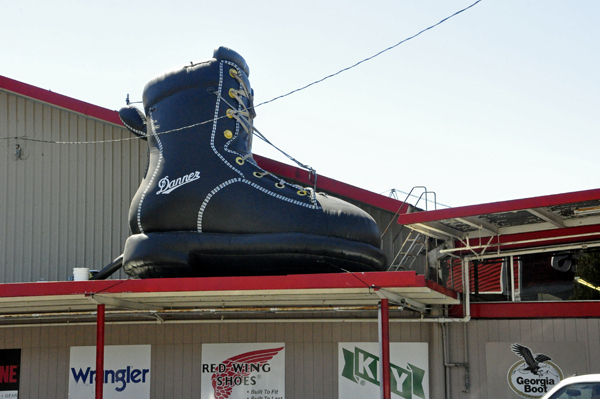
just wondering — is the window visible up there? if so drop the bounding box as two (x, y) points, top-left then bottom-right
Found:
(546, 382), (600, 399)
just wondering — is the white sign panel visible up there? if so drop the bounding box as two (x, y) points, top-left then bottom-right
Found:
(339, 342), (429, 399)
(69, 345), (151, 399)
(201, 343), (285, 399)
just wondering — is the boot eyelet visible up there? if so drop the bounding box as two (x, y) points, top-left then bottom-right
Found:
(229, 68), (238, 78)
(297, 190), (308, 196)
(224, 130), (233, 139)
(226, 109), (235, 118)
(275, 182), (285, 189)
(229, 88), (236, 98)
(253, 171), (265, 178)
(236, 157), (245, 165)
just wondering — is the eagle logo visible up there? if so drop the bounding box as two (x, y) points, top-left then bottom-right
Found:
(511, 343), (552, 376)
(211, 347), (284, 399)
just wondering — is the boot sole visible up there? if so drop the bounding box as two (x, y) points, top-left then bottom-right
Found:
(123, 232), (387, 278)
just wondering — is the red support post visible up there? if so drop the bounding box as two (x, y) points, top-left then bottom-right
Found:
(96, 304), (105, 399)
(379, 299), (391, 399)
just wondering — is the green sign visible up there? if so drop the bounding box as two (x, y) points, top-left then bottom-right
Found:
(341, 346), (426, 399)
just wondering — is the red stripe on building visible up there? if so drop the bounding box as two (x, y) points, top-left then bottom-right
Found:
(0, 75), (123, 126)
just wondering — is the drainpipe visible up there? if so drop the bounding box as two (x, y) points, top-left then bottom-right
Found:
(442, 323), (470, 398)
(441, 256), (471, 399)
(96, 304), (105, 399)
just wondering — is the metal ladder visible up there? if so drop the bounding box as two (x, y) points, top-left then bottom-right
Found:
(383, 186), (438, 272)
(389, 229), (426, 271)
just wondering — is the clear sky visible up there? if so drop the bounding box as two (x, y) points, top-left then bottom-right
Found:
(1, 0), (598, 208)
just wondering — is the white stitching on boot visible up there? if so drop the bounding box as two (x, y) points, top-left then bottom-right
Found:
(197, 178), (243, 231)
(197, 60), (322, 232)
(210, 61), (244, 178)
(197, 178), (323, 232)
(136, 111), (164, 234)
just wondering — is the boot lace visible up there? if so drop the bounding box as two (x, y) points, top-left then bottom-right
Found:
(212, 66), (319, 202)
(226, 68), (256, 136)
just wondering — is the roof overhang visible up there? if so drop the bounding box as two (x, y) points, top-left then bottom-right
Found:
(398, 188), (600, 257)
(0, 272), (458, 326)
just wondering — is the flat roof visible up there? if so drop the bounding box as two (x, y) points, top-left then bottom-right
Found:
(398, 188), (600, 255)
(0, 272), (458, 326)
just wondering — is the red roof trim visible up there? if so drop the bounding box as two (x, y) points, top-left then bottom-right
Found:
(425, 278), (458, 298)
(450, 302), (600, 318)
(399, 188), (600, 225)
(0, 271), (455, 299)
(254, 155), (406, 214)
(0, 75), (123, 126)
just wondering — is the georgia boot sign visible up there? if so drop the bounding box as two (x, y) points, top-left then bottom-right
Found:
(0, 349), (20, 399)
(201, 343), (285, 399)
(68, 345), (151, 399)
(339, 343), (429, 399)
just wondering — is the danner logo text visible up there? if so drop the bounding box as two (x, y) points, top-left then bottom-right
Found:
(156, 171), (201, 194)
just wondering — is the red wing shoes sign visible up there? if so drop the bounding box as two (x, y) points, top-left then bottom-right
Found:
(338, 343), (429, 399)
(201, 343), (285, 399)
(507, 343), (564, 398)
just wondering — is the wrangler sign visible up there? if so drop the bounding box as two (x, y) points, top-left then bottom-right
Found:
(338, 343), (429, 399)
(69, 345), (151, 399)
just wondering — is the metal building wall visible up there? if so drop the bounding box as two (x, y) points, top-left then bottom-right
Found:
(0, 90), (146, 283)
(444, 318), (600, 399)
(0, 320), (436, 399)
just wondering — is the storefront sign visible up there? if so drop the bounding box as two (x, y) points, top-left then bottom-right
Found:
(0, 349), (20, 399)
(201, 343), (285, 399)
(507, 343), (563, 398)
(486, 342), (587, 399)
(339, 343), (429, 399)
(69, 345), (151, 399)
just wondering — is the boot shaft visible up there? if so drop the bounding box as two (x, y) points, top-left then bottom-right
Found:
(128, 48), (257, 234)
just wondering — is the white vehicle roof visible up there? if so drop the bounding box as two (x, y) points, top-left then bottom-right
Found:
(543, 374), (600, 398)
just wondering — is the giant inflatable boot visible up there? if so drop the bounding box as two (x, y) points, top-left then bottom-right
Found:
(119, 46), (387, 278)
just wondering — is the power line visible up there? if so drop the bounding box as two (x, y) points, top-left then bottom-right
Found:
(0, 0), (484, 146)
(254, 0), (484, 108)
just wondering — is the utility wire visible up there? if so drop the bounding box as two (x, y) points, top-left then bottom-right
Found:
(0, 0), (484, 146)
(254, 0), (484, 108)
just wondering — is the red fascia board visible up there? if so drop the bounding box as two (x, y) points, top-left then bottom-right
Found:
(451, 224), (600, 253)
(0, 75), (123, 126)
(450, 302), (600, 319)
(424, 278), (458, 299)
(399, 188), (600, 226)
(0, 271), (456, 299)
(254, 155), (406, 214)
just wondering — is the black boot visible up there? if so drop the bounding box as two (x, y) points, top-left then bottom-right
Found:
(119, 46), (387, 278)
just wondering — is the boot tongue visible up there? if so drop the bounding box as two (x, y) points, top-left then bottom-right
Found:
(213, 46), (250, 76)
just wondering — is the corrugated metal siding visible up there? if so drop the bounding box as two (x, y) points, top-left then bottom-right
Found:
(10, 318), (599, 399)
(0, 321), (434, 399)
(445, 319), (600, 399)
(0, 90), (145, 282)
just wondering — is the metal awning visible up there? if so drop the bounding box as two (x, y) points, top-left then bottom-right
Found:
(0, 271), (458, 326)
(398, 188), (600, 257)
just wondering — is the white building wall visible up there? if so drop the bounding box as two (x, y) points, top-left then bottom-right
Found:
(0, 90), (146, 282)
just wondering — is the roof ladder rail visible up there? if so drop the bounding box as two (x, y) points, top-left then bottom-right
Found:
(388, 230), (426, 271)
